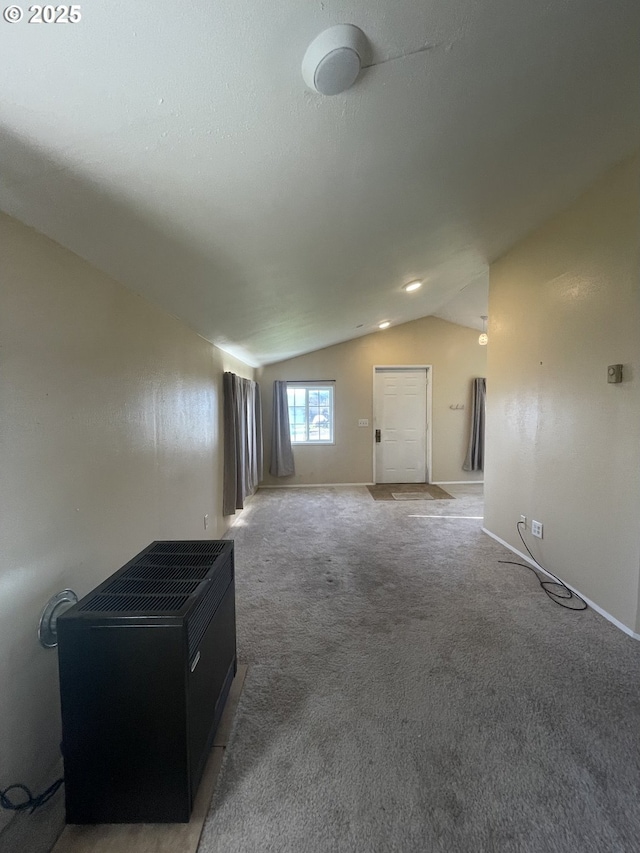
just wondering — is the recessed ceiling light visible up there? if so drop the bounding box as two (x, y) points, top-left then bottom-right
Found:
(403, 280), (422, 292)
(379, 321), (390, 329)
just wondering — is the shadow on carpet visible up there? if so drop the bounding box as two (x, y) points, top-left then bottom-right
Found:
(366, 483), (454, 501)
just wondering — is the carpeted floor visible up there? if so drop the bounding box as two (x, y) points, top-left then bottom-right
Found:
(199, 485), (640, 853)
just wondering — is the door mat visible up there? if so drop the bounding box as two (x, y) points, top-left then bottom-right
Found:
(392, 492), (435, 501)
(367, 484), (454, 501)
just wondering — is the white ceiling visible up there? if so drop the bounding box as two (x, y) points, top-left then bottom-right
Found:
(1, 0), (638, 365)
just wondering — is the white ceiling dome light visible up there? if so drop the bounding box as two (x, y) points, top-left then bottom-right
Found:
(302, 25), (368, 96)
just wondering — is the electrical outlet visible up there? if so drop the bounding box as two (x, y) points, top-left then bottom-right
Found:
(204, 514), (209, 530)
(358, 418), (369, 427)
(531, 520), (543, 539)
(520, 515), (526, 526)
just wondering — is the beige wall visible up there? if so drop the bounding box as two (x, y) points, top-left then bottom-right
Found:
(484, 154), (640, 633)
(258, 316), (487, 486)
(0, 214), (253, 849)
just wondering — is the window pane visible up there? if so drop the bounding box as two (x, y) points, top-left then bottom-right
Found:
(287, 384), (334, 444)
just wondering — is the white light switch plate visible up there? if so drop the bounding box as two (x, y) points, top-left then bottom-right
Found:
(358, 419), (369, 427)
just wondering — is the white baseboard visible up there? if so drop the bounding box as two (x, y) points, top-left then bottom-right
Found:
(262, 481), (483, 488)
(482, 527), (640, 641)
(433, 480), (484, 485)
(259, 483), (374, 489)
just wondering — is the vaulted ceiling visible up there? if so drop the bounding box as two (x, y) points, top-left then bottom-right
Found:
(1, 0), (638, 365)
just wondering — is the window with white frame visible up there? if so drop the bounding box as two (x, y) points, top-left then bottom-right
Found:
(287, 383), (335, 444)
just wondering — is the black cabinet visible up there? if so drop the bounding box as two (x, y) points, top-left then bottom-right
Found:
(57, 541), (236, 824)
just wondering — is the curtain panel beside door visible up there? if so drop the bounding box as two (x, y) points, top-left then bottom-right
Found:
(223, 372), (263, 515)
(463, 377), (486, 472)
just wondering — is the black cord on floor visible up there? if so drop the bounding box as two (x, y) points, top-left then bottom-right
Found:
(499, 521), (587, 611)
(0, 778), (64, 814)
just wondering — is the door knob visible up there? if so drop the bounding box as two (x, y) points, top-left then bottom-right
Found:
(375, 429), (381, 443)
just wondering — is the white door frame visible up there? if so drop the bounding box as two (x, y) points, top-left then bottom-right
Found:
(372, 365), (433, 484)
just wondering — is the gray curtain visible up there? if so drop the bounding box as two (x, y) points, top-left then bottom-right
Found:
(223, 372), (263, 515)
(269, 380), (295, 477)
(463, 377), (486, 472)
(253, 383), (263, 489)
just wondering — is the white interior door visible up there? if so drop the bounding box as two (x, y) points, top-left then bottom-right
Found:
(374, 368), (428, 484)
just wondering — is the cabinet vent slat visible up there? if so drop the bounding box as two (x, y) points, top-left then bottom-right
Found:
(80, 594), (190, 613)
(74, 541), (233, 615)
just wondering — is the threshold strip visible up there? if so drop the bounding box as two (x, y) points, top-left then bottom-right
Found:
(408, 515), (484, 519)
